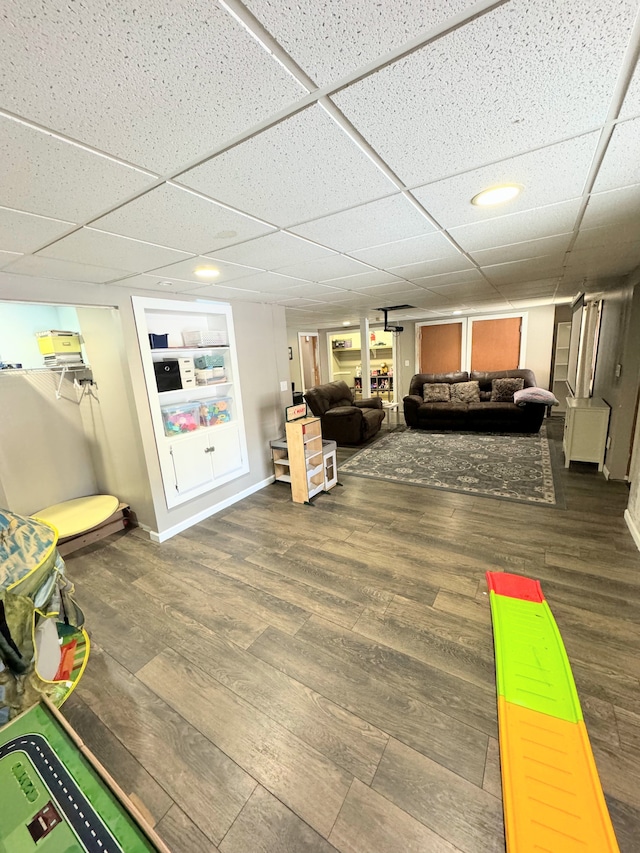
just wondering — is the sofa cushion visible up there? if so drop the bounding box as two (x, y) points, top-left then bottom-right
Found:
(423, 382), (451, 402)
(468, 402), (520, 417)
(491, 377), (524, 402)
(450, 381), (480, 403)
(408, 372), (469, 397)
(419, 402), (468, 419)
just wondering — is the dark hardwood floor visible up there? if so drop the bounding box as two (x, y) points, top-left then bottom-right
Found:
(62, 417), (640, 852)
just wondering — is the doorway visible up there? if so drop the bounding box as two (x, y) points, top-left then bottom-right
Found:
(298, 333), (320, 392)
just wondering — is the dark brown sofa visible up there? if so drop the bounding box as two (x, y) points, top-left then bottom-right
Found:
(403, 369), (546, 433)
(304, 380), (386, 445)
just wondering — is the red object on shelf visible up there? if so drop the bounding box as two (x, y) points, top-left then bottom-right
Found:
(486, 571), (545, 602)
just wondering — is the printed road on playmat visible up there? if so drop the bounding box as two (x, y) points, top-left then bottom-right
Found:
(0, 703), (162, 852)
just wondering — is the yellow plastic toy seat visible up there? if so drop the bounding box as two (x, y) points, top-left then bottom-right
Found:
(33, 495), (119, 539)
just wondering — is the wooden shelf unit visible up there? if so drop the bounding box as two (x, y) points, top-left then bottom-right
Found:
(284, 417), (325, 503)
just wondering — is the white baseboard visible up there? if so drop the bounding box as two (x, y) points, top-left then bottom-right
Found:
(603, 465), (610, 480)
(147, 475), (275, 543)
(624, 508), (640, 552)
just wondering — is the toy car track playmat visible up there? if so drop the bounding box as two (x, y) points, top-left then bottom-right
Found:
(0, 700), (169, 853)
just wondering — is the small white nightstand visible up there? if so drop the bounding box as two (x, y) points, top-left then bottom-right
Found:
(563, 397), (610, 471)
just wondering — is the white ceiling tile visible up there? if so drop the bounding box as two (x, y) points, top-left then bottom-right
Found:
(178, 283), (265, 301)
(243, 0), (470, 86)
(573, 222), (640, 250)
(507, 297), (558, 308)
(0, 207), (74, 254)
(334, 1), (636, 185)
(592, 117), (640, 192)
(320, 271), (402, 290)
(353, 282), (427, 298)
(144, 255), (263, 285)
(274, 297), (326, 308)
(109, 274), (209, 293)
(495, 278), (560, 294)
(619, 60), (640, 120)
(449, 200), (582, 252)
(428, 285), (500, 301)
(469, 233), (573, 266)
(212, 271), (306, 293)
(582, 184), (640, 230)
(0, 1), (305, 173)
(92, 184), (275, 254)
(387, 255), (475, 280)
(0, 250), (22, 269)
(352, 231), (464, 268)
(412, 134), (598, 228)
(410, 269), (485, 289)
(0, 116), (156, 222)
(481, 256), (565, 284)
(38, 227), (192, 273)
(290, 194), (435, 252)
(177, 105), (396, 225)
(1, 254), (130, 283)
(276, 254), (373, 281)
(278, 283), (348, 299)
(209, 231), (333, 269)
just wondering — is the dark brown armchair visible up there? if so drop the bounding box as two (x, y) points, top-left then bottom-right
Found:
(304, 380), (385, 445)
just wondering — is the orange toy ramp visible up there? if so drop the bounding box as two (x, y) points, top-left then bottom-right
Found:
(499, 698), (619, 852)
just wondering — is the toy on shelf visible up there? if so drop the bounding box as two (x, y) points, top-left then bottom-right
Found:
(199, 397), (232, 427)
(161, 403), (200, 436)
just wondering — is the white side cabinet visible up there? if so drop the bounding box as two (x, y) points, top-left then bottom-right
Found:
(563, 397), (610, 471)
(132, 296), (249, 508)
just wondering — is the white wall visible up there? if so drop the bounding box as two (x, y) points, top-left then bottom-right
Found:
(0, 370), (97, 514)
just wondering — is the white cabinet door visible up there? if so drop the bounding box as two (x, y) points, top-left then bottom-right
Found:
(170, 434), (214, 495)
(209, 425), (243, 480)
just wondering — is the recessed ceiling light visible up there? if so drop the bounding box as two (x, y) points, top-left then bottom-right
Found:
(471, 184), (522, 207)
(342, 321), (351, 326)
(157, 280), (173, 287)
(194, 267), (220, 279)
(452, 310), (462, 315)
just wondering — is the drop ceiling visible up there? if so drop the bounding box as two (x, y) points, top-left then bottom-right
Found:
(0, 0), (639, 328)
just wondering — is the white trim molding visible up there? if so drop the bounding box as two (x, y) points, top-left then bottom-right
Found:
(146, 475), (275, 543)
(624, 508), (640, 552)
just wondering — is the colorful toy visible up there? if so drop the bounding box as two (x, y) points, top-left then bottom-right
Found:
(199, 397), (232, 427)
(486, 571), (620, 852)
(160, 403), (200, 436)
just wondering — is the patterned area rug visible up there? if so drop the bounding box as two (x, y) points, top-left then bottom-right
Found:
(340, 426), (563, 506)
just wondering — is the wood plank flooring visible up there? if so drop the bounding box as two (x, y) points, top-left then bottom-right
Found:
(63, 418), (640, 853)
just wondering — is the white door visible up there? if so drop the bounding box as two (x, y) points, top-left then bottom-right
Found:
(170, 434), (214, 495)
(209, 425), (243, 480)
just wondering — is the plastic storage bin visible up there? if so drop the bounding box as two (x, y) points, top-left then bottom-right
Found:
(148, 333), (168, 349)
(161, 402), (200, 436)
(183, 330), (229, 347)
(194, 353), (225, 369)
(198, 397), (232, 427)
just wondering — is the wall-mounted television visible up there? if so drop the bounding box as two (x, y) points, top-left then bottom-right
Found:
(566, 292), (585, 396)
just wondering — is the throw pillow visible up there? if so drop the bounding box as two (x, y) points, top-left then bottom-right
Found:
(450, 380), (480, 403)
(514, 387), (559, 406)
(491, 377), (525, 402)
(479, 390), (492, 401)
(423, 382), (451, 402)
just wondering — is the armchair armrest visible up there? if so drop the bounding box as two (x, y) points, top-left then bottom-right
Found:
(355, 397), (383, 409)
(324, 406), (362, 417)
